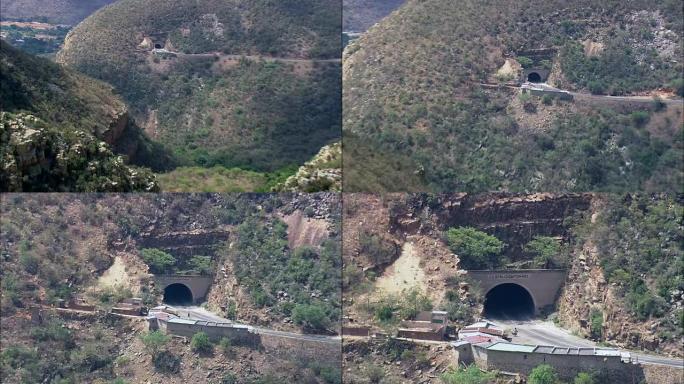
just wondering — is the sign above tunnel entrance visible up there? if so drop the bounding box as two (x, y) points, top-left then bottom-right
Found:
(493, 272), (530, 279)
(467, 270), (567, 316)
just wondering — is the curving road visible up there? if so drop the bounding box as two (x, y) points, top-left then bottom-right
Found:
(488, 318), (683, 369)
(478, 82), (684, 105)
(152, 48), (341, 64)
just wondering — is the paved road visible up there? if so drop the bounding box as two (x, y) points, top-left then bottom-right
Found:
(152, 49), (341, 63)
(479, 82), (684, 105)
(571, 91), (684, 105)
(487, 318), (683, 368)
(160, 305), (340, 345)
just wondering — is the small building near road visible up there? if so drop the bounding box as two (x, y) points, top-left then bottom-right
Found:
(397, 311), (449, 341)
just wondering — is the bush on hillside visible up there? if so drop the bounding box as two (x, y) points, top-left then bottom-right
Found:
(441, 364), (495, 384)
(529, 364), (559, 384)
(140, 248), (176, 274)
(190, 332), (213, 354)
(445, 227), (505, 270)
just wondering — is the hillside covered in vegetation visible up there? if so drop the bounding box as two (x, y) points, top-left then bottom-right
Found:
(343, 0), (683, 193)
(58, 0), (341, 179)
(1, 193), (341, 383)
(0, 40), (162, 191)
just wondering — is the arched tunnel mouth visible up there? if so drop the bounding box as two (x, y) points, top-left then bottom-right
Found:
(483, 283), (535, 320)
(154, 43), (162, 49)
(163, 283), (193, 305)
(527, 72), (542, 83)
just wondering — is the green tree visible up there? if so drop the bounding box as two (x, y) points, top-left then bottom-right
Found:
(441, 364), (495, 384)
(292, 303), (328, 330)
(524, 236), (562, 268)
(190, 332), (213, 354)
(140, 248), (176, 274)
(529, 364), (558, 384)
(141, 330), (169, 358)
(445, 227), (505, 269)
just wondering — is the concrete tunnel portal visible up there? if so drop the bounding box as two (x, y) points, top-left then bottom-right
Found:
(527, 72), (542, 83)
(483, 283), (535, 319)
(163, 283), (193, 305)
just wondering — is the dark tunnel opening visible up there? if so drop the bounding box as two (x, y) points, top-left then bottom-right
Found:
(163, 283), (193, 305)
(483, 283), (535, 320)
(527, 72), (542, 83)
(154, 43), (162, 49)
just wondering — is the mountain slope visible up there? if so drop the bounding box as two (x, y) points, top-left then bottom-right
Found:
(0, 40), (161, 191)
(0, 193), (341, 383)
(343, 0), (683, 193)
(343, 0), (406, 32)
(58, 0), (341, 173)
(0, 0), (115, 25)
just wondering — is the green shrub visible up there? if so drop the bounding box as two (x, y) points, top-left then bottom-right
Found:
(188, 255), (213, 275)
(529, 364), (559, 384)
(375, 304), (395, 322)
(441, 364), (495, 384)
(524, 236), (564, 268)
(140, 248), (176, 274)
(359, 233), (396, 265)
(668, 78), (684, 97)
(221, 373), (238, 384)
(574, 372), (595, 384)
(140, 330), (169, 357)
(219, 337), (233, 356)
(190, 332), (213, 354)
(292, 304), (329, 330)
(517, 56), (534, 68)
(152, 350), (180, 373)
(19, 250), (39, 274)
(629, 111), (650, 126)
(589, 308), (603, 339)
(365, 364), (384, 383)
(445, 227), (505, 269)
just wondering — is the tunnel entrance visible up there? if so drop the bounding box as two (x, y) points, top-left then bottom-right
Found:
(527, 72), (542, 83)
(154, 43), (162, 49)
(163, 283), (193, 305)
(483, 283), (535, 319)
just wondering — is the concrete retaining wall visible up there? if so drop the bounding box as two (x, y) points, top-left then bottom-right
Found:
(260, 334), (341, 365)
(159, 318), (340, 364)
(481, 349), (632, 382)
(164, 320), (261, 347)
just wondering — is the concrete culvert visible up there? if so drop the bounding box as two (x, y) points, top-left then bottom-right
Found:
(527, 72), (542, 83)
(163, 283), (193, 305)
(483, 283), (535, 319)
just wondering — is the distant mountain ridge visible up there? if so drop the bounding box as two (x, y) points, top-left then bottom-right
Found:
(343, 0), (406, 32)
(0, 0), (115, 25)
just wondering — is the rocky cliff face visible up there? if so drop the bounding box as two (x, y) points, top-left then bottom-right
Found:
(389, 193), (592, 259)
(557, 197), (683, 358)
(0, 112), (159, 192)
